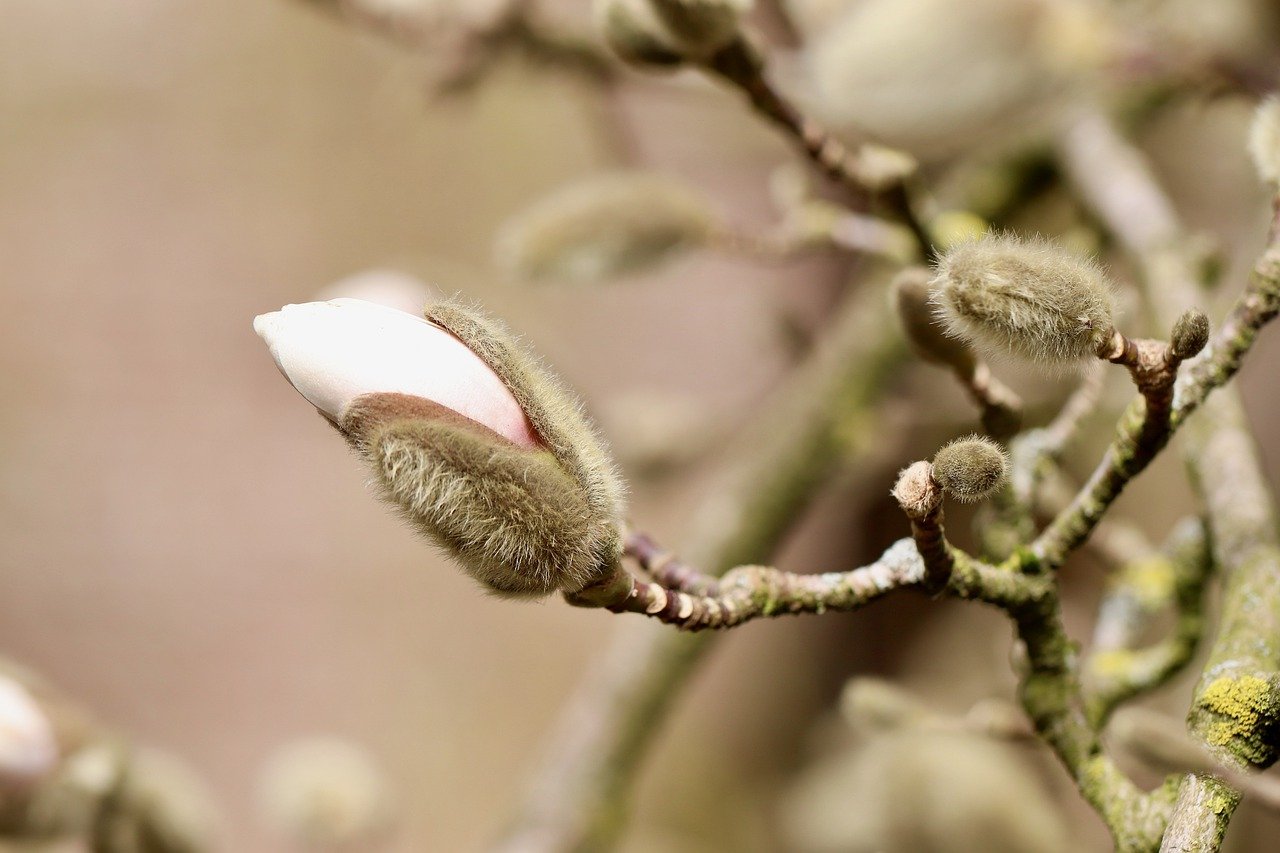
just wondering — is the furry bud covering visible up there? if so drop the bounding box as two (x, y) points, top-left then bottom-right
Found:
(1171, 309), (1210, 360)
(931, 234), (1116, 365)
(931, 435), (1008, 503)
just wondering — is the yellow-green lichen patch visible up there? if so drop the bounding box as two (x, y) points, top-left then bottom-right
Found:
(1192, 674), (1280, 766)
(1115, 556), (1176, 609)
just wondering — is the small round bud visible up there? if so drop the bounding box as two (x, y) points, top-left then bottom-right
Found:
(931, 234), (1116, 366)
(891, 267), (976, 372)
(931, 435), (1008, 503)
(1248, 95), (1280, 187)
(594, 0), (685, 68)
(1170, 309), (1210, 360)
(259, 738), (393, 849)
(892, 460), (940, 519)
(649, 0), (751, 58)
(494, 172), (714, 282)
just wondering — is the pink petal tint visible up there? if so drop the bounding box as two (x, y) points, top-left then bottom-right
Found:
(0, 678), (57, 788)
(254, 298), (541, 449)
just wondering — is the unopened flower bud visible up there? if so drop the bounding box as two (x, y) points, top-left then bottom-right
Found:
(254, 299), (539, 447)
(649, 0), (750, 57)
(931, 435), (1008, 503)
(891, 267), (976, 373)
(931, 234), (1116, 366)
(0, 678), (57, 791)
(259, 738), (392, 849)
(1170, 309), (1210, 360)
(1248, 95), (1280, 187)
(495, 172), (714, 282)
(594, 0), (686, 67)
(256, 299), (626, 598)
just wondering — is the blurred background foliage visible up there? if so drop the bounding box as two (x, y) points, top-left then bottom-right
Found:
(1, 0), (1279, 850)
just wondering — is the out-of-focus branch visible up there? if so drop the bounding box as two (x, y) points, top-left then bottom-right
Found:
(1083, 519), (1212, 726)
(1058, 106), (1280, 851)
(495, 280), (908, 852)
(298, 0), (616, 92)
(699, 38), (931, 251)
(1031, 324), (1203, 568)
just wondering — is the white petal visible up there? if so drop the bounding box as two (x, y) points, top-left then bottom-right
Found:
(0, 679), (57, 786)
(254, 299), (539, 448)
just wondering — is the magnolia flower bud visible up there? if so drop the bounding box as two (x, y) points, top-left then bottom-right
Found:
(594, 0), (686, 67)
(254, 299), (539, 448)
(932, 435), (1008, 503)
(890, 267), (976, 373)
(1171, 309), (1211, 360)
(649, 0), (750, 57)
(256, 298), (625, 598)
(931, 234), (1116, 366)
(259, 738), (393, 849)
(802, 0), (1084, 161)
(494, 172), (714, 282)
(1248, 95), (1280, 188)
(0, 677), (57, 790)
(595, 0), (749, 66)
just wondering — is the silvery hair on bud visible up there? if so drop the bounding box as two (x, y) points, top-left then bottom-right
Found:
(349, 396), (609, 598)
(931, 234), (1116, 366)
(931, 435), (1009, 504)
(427, 300), (628, 578)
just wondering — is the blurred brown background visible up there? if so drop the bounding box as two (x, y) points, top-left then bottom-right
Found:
(2, 1), (1279, 850)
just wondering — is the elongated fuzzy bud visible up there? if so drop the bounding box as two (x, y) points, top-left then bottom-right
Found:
(1249, 95), (1280, 187)
(1171, 309), (1210, 360)
(931, 234), (1116, 365)
(348, 397), (609, 596)
(931, 435), (1008, 503)
(257, 298), (626, 599)
(891, 267), (976, 372)
(495, 172), (714, 282)
(594, 0), (686, 67)
(649, 0), (750, 57)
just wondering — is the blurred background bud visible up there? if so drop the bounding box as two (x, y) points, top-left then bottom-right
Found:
(799, 0), (1105, 161)
(649, 0), (751, 58)
(493, 172), (715, 282)
(0, 677), (57, 793)
(890, 267), (977, 373)
(1249, 96), (1280, 187)
(781, 729), (1071, 853)
(259, 737), (394, 850)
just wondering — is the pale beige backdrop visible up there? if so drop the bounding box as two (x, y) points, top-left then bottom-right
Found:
(1, 2), (1279, 851)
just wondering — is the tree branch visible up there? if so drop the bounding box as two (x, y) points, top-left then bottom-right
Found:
(495, 280), (908, 851)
